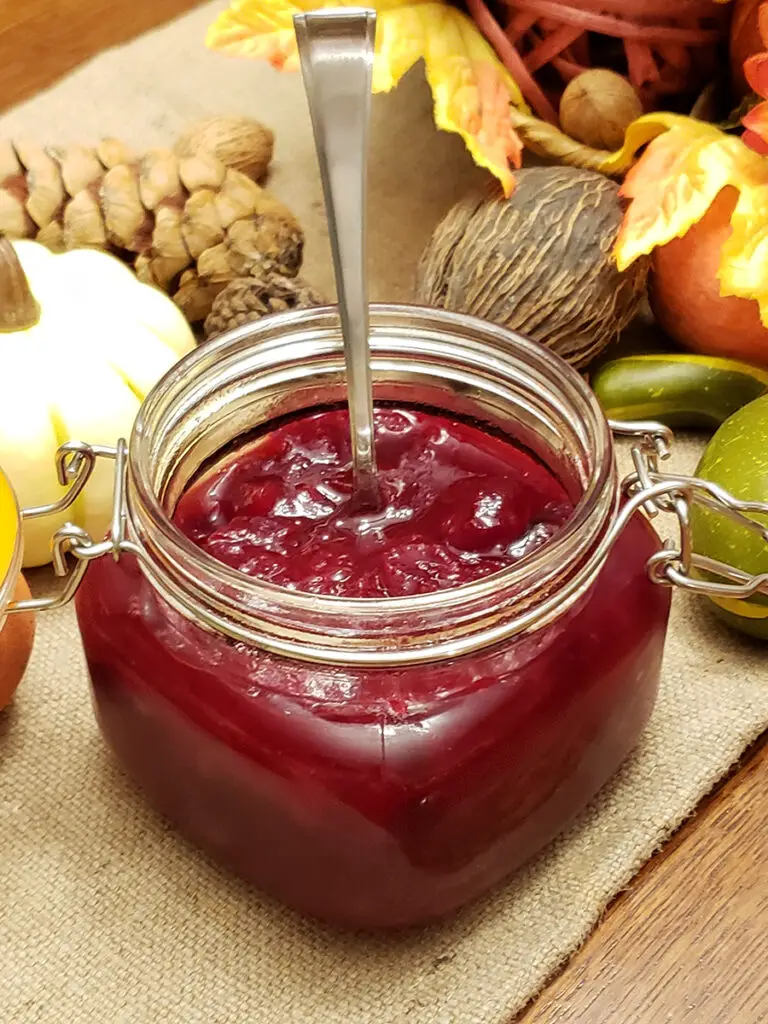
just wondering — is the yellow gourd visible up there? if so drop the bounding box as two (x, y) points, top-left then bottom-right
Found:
(0, 238), (196, 567)
(0, 467), (34, 708)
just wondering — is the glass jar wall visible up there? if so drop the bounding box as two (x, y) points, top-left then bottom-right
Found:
(75, 307), (671, 928)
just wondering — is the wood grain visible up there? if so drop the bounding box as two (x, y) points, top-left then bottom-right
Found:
(0, 0), (200, 111)
(519, 735), (768, 1024)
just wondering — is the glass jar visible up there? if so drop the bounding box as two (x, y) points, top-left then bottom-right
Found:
(8, 306), (765, 929)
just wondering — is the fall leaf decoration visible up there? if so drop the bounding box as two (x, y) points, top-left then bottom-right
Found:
(206, 0), (527, 195)
(613, 114), (768, 329)
(741, 1), (768, 152)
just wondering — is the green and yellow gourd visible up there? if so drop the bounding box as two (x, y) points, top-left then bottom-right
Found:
(591, 352), (768, 639)
(591, 353), (768, 429)
(691, 396), (768, 640)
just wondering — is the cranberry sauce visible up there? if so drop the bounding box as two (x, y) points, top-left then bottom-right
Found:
(173, 407), (574, 598)
(76, 406), (671, 928)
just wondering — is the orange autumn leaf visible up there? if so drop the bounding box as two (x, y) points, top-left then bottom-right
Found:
(207, 0), (526, 195)
(614, 116), (768, 328)
(742, 3), (768, 152)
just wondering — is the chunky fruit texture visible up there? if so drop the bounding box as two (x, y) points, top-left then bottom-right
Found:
(76, 407), (670, 927)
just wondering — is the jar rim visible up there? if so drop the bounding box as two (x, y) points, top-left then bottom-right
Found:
(126, 304), (618, 659)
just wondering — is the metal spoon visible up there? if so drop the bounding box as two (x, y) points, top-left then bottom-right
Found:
(294, 7), (381, 510)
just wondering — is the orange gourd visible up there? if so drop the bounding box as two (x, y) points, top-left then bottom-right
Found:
(649, 188), (768, 366)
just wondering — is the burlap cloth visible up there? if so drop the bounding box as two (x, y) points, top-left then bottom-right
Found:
(1, 4), (766, 1022)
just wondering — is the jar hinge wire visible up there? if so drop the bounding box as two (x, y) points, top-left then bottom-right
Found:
(6, 425), (768, 623)
(6, 439), (136, 615)
(610, 419), (768, 602)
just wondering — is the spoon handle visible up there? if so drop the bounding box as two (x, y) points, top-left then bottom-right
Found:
(294, 8), (380, 508)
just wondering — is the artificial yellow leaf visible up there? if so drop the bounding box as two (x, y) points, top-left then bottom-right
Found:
(588, 112), (698, 177)
(615, 119), (737, 269)
(720, 181), (768, 315)
(207, 0), (526, 195)
(613, 115), (768, 329)
(206, 0), (315, 71)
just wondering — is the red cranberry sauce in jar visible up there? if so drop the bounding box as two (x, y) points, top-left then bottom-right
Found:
(76, 405), (670, 928)
(174, 407), (574, 596)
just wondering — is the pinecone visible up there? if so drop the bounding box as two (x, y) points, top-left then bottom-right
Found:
(204, 273), (325, 338)
(0, 117), (304, 322)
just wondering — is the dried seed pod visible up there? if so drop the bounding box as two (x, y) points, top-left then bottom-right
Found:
(48, 144), (103, 195)
(63, 187), (107, 248)
(152, 202), (189, 260)
(139, 148), (182, 211)
(177, 151), (227, 192)
(36, 220), (65, 252)
(174, 115), (274, 181)
(135, 251), (189, 289)
(0, 190), (32, 237)
(15, 141), (64, 227)
(101, 164), (152, 250)
(97, 138), (134, 169)
(213, 169), (264, 228)
(0, 118), (304, 323)
(195, 241), (233, 283)
(173, 267), (226, 323)
(204, 273), (324, 338)
(181, 188), (225, 258)
(0, 140), (22, 180)
(226, 203), (303, 277)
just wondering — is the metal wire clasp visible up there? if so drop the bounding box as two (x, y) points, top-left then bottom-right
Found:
(6, 424), (768, 621)
(611, 419), (768, 602)
(6, 439), (131, 615)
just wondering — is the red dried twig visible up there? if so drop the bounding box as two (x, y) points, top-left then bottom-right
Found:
(466, 0), (560, 122)
(470, 0), (728, 122)
(525, 23), (583, 72)
(529, 0), (724, 13)
(510, 0), (723, 44)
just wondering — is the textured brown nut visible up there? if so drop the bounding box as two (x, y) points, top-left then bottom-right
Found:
(559, 70), (643, 152)
(174, 115), (274, 181)
(417, 166), (648, 369)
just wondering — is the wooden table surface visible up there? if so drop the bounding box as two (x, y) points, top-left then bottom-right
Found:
(518, 736), (768, 1024)
(1, 3), (766, 1022)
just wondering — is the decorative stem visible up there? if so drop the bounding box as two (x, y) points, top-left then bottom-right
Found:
(0, 236), (40, 332)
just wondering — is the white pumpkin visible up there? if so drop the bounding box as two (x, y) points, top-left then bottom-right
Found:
(0, 238), (196, 567)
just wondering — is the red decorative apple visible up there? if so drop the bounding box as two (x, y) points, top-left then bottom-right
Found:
(649, 188), (768, 367)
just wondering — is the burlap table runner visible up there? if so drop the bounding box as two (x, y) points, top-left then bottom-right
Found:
(1, 5), (767, 1022)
